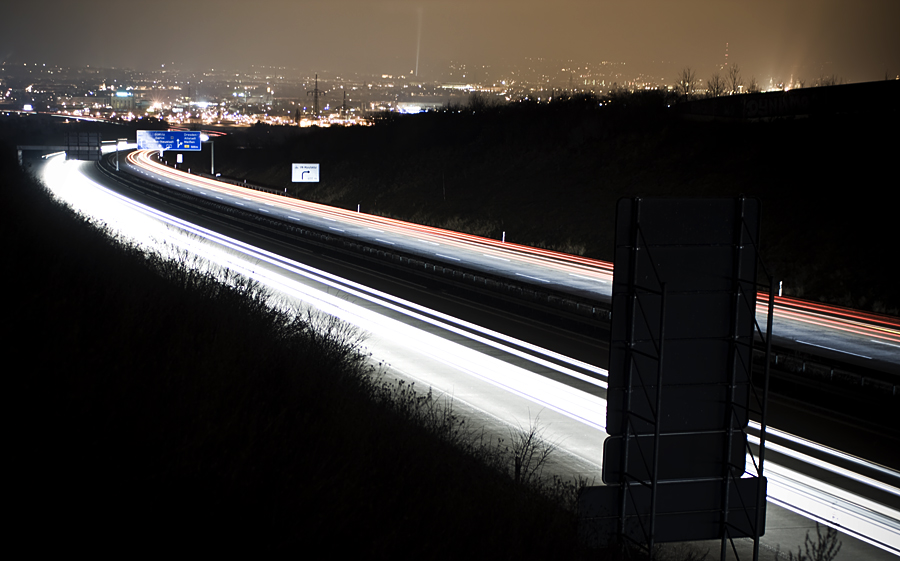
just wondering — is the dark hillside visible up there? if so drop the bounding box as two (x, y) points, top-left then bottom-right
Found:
(2, 145), (592, 557)
(196, 94), (899, 314)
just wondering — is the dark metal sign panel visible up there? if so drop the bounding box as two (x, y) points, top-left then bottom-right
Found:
(606, 339), (752, 437)
(579, 477), (766, 546)
(588, 197), (766, 549)
(606, 197), (760, 441)
(602, 431), (747, 482)
(65, 132), (101, 161)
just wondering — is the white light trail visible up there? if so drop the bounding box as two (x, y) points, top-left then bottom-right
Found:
(40, 154), (900, 555)
(127, 148), (900, 360)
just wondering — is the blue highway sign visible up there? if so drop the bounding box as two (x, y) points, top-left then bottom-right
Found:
(137, 130), (202, 151)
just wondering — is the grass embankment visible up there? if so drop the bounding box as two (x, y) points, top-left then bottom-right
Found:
(190, 95), (899, 315)
(3, 146), (591, 557)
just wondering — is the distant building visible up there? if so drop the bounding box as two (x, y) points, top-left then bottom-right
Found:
(396, 101), (444, 114)
(111, 90), (134, 111)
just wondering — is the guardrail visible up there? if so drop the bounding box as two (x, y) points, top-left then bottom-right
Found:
(197, 173), (288, 196)
(100, 155), (898, 409)
(755, 347), (898, 397)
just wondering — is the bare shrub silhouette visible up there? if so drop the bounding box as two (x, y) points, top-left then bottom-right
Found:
(506, 412), (559, 486)
(787, 523), (843, 561)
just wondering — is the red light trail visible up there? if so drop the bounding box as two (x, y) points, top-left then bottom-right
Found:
(128, 149), (900, 346)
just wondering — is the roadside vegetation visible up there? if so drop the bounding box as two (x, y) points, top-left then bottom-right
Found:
(3, 142), (608, 557)
(190, 91), (900, 315)
(2, 96), (866, 556)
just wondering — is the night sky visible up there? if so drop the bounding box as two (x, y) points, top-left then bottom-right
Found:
(2, 0), (898, 83)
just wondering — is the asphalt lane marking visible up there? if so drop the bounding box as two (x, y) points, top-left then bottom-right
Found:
(871, 339), (900, 349)
(796, 340), (871, 359)
(569, 273), (608, 283)
(517, 273), (551, 283)
(435, 253), (460, 261)
(483, 254), (510, 262)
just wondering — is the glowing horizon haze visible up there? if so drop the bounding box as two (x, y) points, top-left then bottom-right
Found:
(1, 0), (898, 85)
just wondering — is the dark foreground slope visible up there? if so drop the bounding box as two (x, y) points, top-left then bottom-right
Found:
(196, 93), (900, 315)
(3, 147), (593, 558)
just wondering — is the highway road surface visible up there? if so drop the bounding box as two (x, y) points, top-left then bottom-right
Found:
(33, 148), (900, 558)
(124, 149), (900, 375)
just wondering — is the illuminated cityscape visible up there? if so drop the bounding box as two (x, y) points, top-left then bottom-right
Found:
(6, 56), (882, 127)
(3, 1), (899, 558)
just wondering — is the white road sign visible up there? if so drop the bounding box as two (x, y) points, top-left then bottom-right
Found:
(292, 163), (320, 183)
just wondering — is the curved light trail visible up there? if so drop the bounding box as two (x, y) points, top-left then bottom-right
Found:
(127, 149), (900, 356)
(128, 149), (615, 278)
(35, 151), (900, 556)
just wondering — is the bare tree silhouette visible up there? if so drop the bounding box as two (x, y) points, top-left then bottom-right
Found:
(817, 74), (843, 87)
(707, 71), (726, 97)
(727, 64), (743, 94)
(678, 67), (696, 99)
(748, 76), (761, 93)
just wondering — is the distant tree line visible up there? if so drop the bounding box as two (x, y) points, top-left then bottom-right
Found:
(677, 64), (846, 100)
